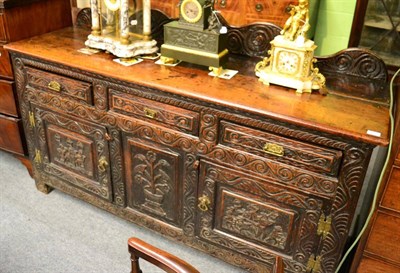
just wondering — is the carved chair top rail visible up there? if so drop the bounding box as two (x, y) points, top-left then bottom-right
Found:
(128, 237), (200, 273)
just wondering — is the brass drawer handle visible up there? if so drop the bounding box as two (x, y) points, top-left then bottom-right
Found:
(48, 80), (61, 92)
(220, 0), (227, 8)
(255, 3), (263, 12)
(98, 156), (109, 172)
(198, 195), (211, 212)
(144, 108), (157, 119)
(263, 143), (284, 156)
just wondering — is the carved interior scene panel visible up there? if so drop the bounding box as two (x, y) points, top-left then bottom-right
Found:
(32, 105), (113, 201)
(196, 160), (330, 272)
(123, 135), (184, 228)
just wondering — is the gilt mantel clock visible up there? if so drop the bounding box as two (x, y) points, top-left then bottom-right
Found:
(161, 0), (228, 73)
(255, 0), (325, 94)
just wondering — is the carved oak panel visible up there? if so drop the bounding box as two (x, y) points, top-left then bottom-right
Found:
(196, 160), (330, 272)
(123, 135), (184, 228)
(32, 105), (113, 201)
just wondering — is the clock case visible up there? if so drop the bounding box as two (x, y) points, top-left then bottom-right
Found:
(161, 0), (228, 68)
(256, 35), (321, 93)
(85, 0), (158, 58)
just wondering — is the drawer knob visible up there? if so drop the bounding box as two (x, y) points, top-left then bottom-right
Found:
(255, 3), (263, 12)
(198, 195), (211, 212)
(220, 0), (227, 8)
(48, 80), (61, 92)
(144, 108), (157, 119)
(263, 143), (284, 156)
(98, 156), (109, 172)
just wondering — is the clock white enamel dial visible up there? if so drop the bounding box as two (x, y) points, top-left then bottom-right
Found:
(277, 51), (300, 75)
(181, 0), (203, 23)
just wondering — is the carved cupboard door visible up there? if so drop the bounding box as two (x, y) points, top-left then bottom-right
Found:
(30, 104), (113, 201)
(196, 160), (331, 272)
(122, 127), (198, 236)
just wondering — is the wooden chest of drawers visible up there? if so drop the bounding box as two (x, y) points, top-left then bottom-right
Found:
(350, 82), (400, 273)
(151, 0), (297, 27)
(0, 0), (71, 156)
(6, 27), (391, 273)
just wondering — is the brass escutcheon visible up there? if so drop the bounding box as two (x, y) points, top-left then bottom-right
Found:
(48, 80), (61, 92)
(263, 143), (284, 156)
(198, 195), (211, 212)
(144, 108), (157, 119)
(98, 156), (109, 172)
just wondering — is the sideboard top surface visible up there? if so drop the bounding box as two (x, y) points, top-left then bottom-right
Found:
(5, 27), (391, 146)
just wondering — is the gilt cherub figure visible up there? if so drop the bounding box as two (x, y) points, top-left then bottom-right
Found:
(280, 0), (310, 42)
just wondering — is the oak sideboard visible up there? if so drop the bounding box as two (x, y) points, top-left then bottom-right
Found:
(5, 25), (391, 273)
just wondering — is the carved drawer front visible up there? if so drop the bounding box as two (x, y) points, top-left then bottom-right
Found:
(110, 90), (199, 135)
(220, 121), (343, 176)
(123, 135), (186, 229)
(25, 67), (93, 105)
(32, 106), (112, 201)
(196, 160), (331, 272)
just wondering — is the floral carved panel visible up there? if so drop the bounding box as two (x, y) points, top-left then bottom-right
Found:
(124, 136), (183, 227)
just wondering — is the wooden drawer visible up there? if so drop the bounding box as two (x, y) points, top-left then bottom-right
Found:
(0, 79), (18, 117)
(0, 114), (25, 155)
(357, 256), (400, 273)
(0, 13), (8, 43)
(245, 0), (293, 27)
(381, 166), (400, 212)
(25, 67), (93, 105)
(214, 1), (242, 26)
(0, 46), (13, 79)
(110, 90), (200, 135)
(151, 0), (179, 17)
(365, 211), (400, 264)
(220, 121), (343, 176)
